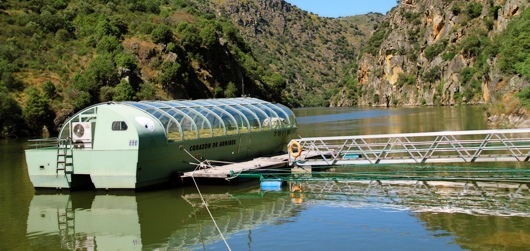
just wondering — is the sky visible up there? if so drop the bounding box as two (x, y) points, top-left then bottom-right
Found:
(284, 0), (399, 18)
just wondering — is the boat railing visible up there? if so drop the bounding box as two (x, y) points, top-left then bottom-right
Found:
(28, 137), (62, 149)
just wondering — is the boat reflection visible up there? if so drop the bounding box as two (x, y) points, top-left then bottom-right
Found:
(26, 186), (301, 250)
(26, 179), (530, 250)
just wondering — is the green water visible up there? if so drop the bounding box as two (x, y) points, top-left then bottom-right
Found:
(2, 106), (530, 250)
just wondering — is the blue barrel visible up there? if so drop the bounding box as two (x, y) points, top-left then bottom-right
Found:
(260, 179), (283, 191)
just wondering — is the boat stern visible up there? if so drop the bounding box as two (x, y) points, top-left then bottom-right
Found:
(25, 147), (71, 189)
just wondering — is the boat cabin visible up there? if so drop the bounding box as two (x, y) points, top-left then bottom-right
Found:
(25, 98), (297, 189)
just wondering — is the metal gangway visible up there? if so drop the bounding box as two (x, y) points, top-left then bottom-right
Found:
(288, 128), (530, 167)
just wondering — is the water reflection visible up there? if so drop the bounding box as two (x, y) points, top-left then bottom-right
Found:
(295, 106), (490, 137)
(26, 186), (301, 250)
(26, 178), (530, 250)
(417, 212), (530, 250)
(286, 179), (530, 217)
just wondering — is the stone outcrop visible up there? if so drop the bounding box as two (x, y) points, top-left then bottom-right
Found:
(333, 0), (529, 108)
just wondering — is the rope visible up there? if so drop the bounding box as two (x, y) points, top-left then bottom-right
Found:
(226, 169), (244, 180)
(182, 148), (232, 251)
(191, 172), (231, 250)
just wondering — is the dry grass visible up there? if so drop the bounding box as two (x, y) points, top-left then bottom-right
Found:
(495, 79), (508, 91)
(14, 71), (62, 88)
(490, 93), (521, 116)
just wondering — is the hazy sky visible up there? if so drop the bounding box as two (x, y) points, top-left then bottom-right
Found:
(284, 0), (399, 17)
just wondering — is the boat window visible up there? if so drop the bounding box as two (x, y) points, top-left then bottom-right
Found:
(181, 108), (211, 138)
(232, 106), (261, 131)
(276, 104), (297, 127)
(243, 105), (269, 131)
(167, 120), (182, 142)
(112, 121), (128, 131)
(262, 103), (290, 127)
(195, 107), (225, 137)
(209, 106), (240, 135)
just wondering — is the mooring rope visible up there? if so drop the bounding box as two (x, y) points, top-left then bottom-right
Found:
(183, 148), (232, 251)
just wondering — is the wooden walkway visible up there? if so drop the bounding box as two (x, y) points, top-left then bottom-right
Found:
(181, 153), (291, 179)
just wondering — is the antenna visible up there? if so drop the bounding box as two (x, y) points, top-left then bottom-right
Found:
(241, 76), (246, 97)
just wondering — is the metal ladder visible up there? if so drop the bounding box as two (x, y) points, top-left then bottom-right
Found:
(57, 198), (75, 249)
(56, 138), (73, 174)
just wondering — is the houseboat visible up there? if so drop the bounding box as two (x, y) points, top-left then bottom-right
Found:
(25, 97), (297, 189)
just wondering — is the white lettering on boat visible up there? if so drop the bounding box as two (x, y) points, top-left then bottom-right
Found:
(189, 139), (237, 151)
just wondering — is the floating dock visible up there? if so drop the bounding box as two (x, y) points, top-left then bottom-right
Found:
(181, 154), (291, 179)
(184, 128), (530, 183)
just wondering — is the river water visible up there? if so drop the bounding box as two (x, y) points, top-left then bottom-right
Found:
(1, 106), (530, 250)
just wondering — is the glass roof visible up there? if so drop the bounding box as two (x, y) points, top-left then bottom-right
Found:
(122, 98), (297, 142)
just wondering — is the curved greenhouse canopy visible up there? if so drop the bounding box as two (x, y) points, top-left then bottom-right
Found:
(60, 98), (297, 142)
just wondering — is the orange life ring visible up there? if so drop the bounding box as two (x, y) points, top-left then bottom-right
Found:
(291, 185), (303, 203)
(291, 185), (303, 194)
(289, 141), (302, 158)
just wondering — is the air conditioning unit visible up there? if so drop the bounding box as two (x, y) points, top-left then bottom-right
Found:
(72, 122), (92, 149)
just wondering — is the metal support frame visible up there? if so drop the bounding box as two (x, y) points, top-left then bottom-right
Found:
(288, 129), (530, 167)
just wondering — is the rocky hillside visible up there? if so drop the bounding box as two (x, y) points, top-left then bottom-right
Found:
(0, 0), (288, 136)
(210, 0), (384, 107)
(332, 0), (530, 111)
(0, 0), (383, 137)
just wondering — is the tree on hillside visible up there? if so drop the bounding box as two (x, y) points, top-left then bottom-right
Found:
(22, 87), (55, 135)
(0, 91), (24, 137)
(224, 82), (238, 98)
(113, 79), (136, 101)
(150, 24), (174, 44)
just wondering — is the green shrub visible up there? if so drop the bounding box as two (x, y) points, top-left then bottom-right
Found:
(402, 11), (421, 22)
(452, 5), (461, 15)
(424, 42), (446, 61)
(362, 29), (387, 56)
(42, 81), (57, 99)
(113, 79), (136, 101)
(96, 35), (122, 54)
(442, 51), (456, 61)
(224, 81), (238, 98)
(397, 73), (416, 87)
(490, 5), (502, 20)
(150, 24), (173, 44)
(516, 87), (530, 109)
(422, 66), (441, 83)
(497, 8), (530, 75)
(466, 3), (483, 19)
(99, 86), (115, 102)
(199, 25), (217, 48)
(461, 35), (481, 57)
(460, 67), (476, 84)
(115, 52), (138, 71)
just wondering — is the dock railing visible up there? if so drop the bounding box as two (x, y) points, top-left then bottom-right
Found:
(288, 128), (530, 167)
(28, 137), (60, 149)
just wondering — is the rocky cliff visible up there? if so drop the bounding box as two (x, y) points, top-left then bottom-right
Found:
(333, 0), (530, 111)
(211, 0), (384, 107)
